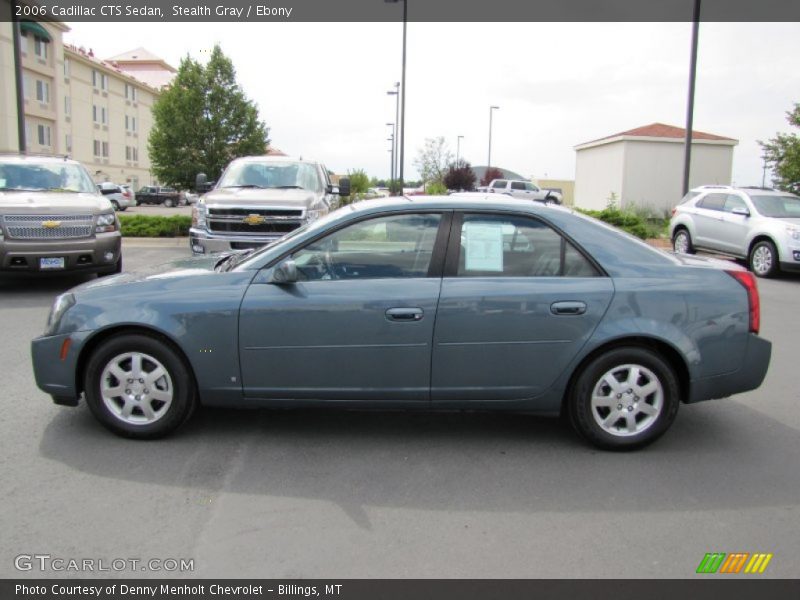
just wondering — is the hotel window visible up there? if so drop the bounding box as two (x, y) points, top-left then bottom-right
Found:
(92, 70), (108, 90)
(93, 140), (101, 157)
(34, 37), (48, 60)
(35, 80), (50, 104)
(64, 96), (71, 116)
(64, 58), (70, 78)
(93, 105), (107, 125)
(37, 124), (51, 147)
(65, 134), (72, 153)
(102, 142), (109, 158)
(125, 115), (138, 132)
(132, 147), (138, 161)
(125, 146), (131, 161)
(125, 83), (138, 102)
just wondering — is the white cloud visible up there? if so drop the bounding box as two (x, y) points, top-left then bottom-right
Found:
(65, 21), (800, 185)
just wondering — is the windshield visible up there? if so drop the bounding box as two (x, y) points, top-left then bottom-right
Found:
(750, 194), (800, 218)
(217, 161), (322, 192)
(0, 161), (97, 193)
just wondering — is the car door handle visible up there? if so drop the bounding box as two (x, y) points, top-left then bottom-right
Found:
(386, 307), (424, 322)
(551, 301), (587, 315)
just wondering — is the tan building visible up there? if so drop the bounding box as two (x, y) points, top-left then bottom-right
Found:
(533, 178), (575, 207)
(0, 19), (175, 191)
(574, 123), (738, 214)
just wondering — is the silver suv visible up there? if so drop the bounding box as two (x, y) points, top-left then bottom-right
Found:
(0, 155), (122, 275)
(670, 185), (800, 277)
(190, 156), (349, 254)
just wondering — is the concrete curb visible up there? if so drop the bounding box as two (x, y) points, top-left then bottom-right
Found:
(122, 237), (190, 248)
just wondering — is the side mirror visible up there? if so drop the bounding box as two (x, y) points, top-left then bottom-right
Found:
(337, 177), (351, 197)
(269, 260), (298, 285)
(195, 172), (208, 193)
(731, 207), (750, 217)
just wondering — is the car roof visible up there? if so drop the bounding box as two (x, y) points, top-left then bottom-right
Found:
(690, 185), (797, 197)
(0, 153), (81, 166)
(337, 193), (572, 217)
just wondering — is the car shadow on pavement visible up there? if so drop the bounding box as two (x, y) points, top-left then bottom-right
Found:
(38, 400), (800, 525)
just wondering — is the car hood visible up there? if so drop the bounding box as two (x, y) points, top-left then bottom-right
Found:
(202, 187), (319, 208)
(0, 191), (111, 213)
(72, 253), (244, 293)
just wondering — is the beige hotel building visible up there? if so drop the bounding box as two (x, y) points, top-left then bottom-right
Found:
(0, 18), (176, 189)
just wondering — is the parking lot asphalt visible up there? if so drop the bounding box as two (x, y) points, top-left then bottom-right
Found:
(1, 243), (798, 578)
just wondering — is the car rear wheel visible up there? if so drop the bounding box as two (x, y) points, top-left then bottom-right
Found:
(110, 200), (120, 211)
(568, 347), (680, 450)
(164, 198), (175, 208)
(749, 240), (778, 278)
(672, 228), (695, 254)
(83, 334), (196, 439)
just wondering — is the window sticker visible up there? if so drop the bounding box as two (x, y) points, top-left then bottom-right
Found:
(464, 222), (504, 272)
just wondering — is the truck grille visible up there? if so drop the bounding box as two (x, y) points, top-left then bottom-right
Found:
(206, 207), (304, 236)
(3, 214), (94, 240)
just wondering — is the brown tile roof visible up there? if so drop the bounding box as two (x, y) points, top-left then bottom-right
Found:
(582, 122), (736, 146)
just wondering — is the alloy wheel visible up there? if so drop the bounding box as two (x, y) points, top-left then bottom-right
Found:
(589, 363), (664, 437)
(99, 352), (173, 425)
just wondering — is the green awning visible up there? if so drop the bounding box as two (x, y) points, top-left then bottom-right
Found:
(20, 20), (51, 42)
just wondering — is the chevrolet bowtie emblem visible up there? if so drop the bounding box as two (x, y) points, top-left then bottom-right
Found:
(41, 220), (62, 229)
(243, 214), (266, 226)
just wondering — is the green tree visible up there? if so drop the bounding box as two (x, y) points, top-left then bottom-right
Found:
(148, 45), (270, 190)
(413, 137), (452, 188)
(760, 103), (800, 194)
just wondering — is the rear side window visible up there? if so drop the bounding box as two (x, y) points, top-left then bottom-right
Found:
(697, 193), (726, 211)
(456, 214), (599, 278)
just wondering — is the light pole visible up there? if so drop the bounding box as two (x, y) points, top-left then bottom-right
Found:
(386, 123), (395, 181)
(386, 85), (400, 190)
(387, 134), (395, 182)
(682, 0), (701, 195)
(385, 0), (407, 194)
(456, 135), (464, 167)
(761, 153), (769, 188)
(488, 105), (499, 170)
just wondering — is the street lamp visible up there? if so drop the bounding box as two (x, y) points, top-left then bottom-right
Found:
(456, 135), (464, 168)
(386, 123), (395, 181)
(488, 105), (499, 170)
(385, 0), (407, 194)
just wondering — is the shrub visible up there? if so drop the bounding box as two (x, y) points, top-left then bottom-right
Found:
(119, 215), (192, 237)
(425, 181), (448, 195)
(576, 207), (652, 240)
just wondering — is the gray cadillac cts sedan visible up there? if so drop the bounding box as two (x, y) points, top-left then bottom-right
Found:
(31, 195), (771, 449)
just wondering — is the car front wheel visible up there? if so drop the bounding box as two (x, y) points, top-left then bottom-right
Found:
(568, 347), (680, 450)
(749, 240), (779, 278)
(672, 228), (695, 254)
(83, 334), (196, 438)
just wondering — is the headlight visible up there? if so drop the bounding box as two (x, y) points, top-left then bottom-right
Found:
(95, 213), (117, 233)
(44, 293), (75, 336)
(304, 208), (324, 223)
(192, 203), (207, 228)
(786, 225), (800, 240)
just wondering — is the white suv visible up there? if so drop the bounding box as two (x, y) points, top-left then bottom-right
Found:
(670, 185), (800, 277)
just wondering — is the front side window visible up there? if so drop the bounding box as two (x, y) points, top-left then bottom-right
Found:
(511, 181), (525, 191)
(457, 214), (599, 278)
(723, 194), (748, 213)
(291, 213), (442, 281)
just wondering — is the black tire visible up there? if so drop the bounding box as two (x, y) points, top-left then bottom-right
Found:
(163, 198), (175, 208)
(568, 347), (680, 450)
(672, 228), (695, 254)
(110, 200), (120, 211)
(83, 333), (196, 439)
(748, 239), (779, 278)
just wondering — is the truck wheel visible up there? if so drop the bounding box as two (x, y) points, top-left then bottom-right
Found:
(164, 198), (175, 208)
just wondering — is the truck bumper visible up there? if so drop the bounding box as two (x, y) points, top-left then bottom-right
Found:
(189, 228), (285, 255)
(0, 233), (121, 274)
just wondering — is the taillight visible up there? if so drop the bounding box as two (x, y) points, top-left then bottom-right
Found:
(671, 207), (677, 217)
(122, 190), (130, 198)
(726, 270), (760, 334)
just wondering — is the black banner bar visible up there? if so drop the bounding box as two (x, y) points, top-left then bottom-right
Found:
(2, 0), (800, 23)
(4, 580), (800, 600)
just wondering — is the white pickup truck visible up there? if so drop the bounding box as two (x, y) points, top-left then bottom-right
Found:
(485, 179), (560, 203)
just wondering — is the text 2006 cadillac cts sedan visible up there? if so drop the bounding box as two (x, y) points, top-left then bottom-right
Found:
(31, 194), (771, 449)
